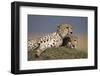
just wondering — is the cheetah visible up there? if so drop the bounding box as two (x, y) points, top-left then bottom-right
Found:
(62, 35), (78, 49)
(28, 23), (73, 57)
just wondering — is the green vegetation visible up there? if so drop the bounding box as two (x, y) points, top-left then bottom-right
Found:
(28, 47), (88, 61)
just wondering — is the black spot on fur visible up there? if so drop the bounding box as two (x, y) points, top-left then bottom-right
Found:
(53, 43), (55, 45)
(47, 39), (49, 41)
(40, 41), (42, 43)
(38, 43), (40, 46)
(44, 40), (46, 43)
(72, 45), (75, 47)
(51, 45), (53, 47)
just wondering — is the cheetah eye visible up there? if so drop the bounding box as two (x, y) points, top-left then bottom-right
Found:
(74, 40), (76, 41)
(66, 27), (69, 29)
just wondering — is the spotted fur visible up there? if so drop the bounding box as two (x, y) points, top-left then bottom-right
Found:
(28, 23), (73, 57)
(62, 35), (78, 49)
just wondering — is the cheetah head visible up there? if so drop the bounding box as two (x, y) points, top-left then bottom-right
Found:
(57, 23), (73, 38)
(63, 36), (78, 49)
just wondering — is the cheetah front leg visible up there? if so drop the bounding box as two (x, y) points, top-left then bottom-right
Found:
(35, 45), (47, 57)
(35, 49), (43, 57)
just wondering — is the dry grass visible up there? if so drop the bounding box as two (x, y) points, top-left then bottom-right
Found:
(28, 33), (88, 61)
(28, 47), (87, 61)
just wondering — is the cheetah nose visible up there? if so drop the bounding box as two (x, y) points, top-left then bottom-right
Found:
(70, 32), (73, 34)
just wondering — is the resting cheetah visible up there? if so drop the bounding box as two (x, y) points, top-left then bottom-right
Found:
(62, 35), (78, 48)
(28, 23), (73, 57)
